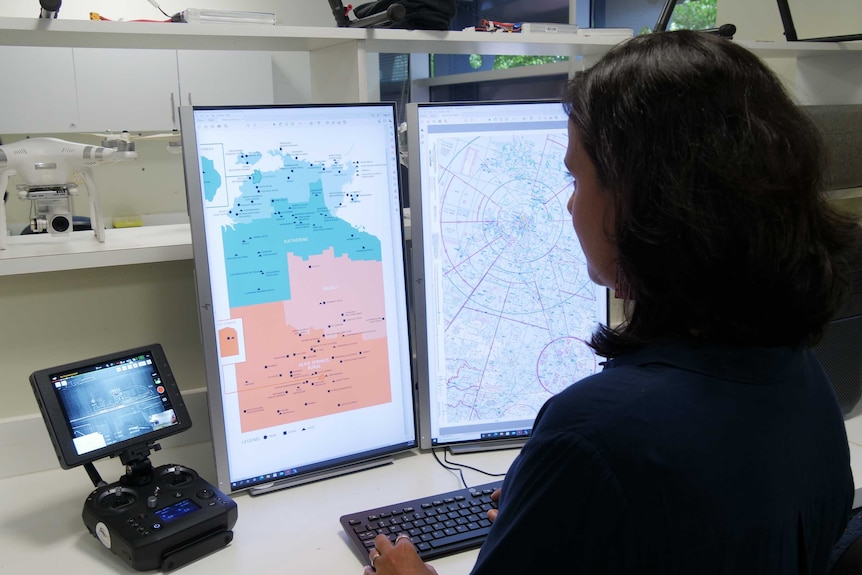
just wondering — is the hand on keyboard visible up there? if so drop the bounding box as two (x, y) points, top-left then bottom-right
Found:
(487, 488), (501, 523)
(363, 533), (438, 575)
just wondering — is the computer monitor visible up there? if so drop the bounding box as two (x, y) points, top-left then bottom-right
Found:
(406, 100), (609, 452)
(179, 103), (416, 495)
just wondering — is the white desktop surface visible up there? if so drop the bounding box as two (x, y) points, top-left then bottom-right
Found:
(0, 444), (517, 575)
(4, 413), (862, 575)
(844, 409), (862, 508)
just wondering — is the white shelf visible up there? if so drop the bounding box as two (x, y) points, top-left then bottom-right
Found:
(2, 17), (857, 58)
(0, 17), (625, 55)
(736, 39), (862, 59)
(0, 223), (192, 276)
(0, 17), (365, 52)
(363, 28), (632, 57)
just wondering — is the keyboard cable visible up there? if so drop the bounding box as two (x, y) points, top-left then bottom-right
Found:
(431, 448), (507, 490)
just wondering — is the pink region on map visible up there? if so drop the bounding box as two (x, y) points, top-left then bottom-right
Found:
(231, 248), (392, 433)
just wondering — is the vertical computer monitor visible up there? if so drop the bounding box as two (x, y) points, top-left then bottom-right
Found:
(406, 100), (609, 452)
(179, 103), (416, 494)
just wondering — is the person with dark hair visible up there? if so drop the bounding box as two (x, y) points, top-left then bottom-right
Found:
(364, 30), (859, 575)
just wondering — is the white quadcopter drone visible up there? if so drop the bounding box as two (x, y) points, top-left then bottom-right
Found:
(0, 137), (138, 250)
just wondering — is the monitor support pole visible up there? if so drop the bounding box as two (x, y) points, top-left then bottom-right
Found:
(652, 0), (735, 38)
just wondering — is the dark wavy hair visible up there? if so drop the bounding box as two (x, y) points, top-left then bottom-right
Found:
(563, 30), (860, 358)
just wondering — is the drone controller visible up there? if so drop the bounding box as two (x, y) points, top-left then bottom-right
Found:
(83, 464), (237, 571)
(30, 344), (238, 571)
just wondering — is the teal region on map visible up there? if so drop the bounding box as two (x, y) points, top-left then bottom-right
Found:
(201, 157), (222, 202)
(202, 150), (382, 309)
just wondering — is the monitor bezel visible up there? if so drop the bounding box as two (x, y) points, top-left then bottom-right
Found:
(179, 102), (418, 495)
(29, 343), (192, 469)
(406, 99), (610, 452)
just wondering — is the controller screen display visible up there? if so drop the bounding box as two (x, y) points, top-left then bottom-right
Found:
(154, 498), (201, 523)
(49, 351), (181, 456)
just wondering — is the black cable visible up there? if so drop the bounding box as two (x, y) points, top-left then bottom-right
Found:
(430, 448), (508, 491)
(430, 448), (467, 489)
(443, 451), (507, 479)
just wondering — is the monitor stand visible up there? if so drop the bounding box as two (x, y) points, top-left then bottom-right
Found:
(448, 438), (526, 455)
(248, 455), (395, 495)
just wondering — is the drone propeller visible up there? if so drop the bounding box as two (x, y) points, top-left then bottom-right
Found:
(84, 129), (180, 141)
(82, 130), (181, 152)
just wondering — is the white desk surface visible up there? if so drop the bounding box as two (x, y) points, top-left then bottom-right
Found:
(844, 409), (862, 508)
(0, 443), (518, 575)
(4, 413), (862, 575)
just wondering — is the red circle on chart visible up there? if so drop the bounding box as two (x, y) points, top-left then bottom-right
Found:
(157, 386), (165, 394)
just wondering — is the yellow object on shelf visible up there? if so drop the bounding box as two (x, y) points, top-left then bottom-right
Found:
(112, 216), (144, 229)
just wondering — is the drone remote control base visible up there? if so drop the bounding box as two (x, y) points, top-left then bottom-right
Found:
(82, 464), (238, 571)
(30, 345), (238, 571)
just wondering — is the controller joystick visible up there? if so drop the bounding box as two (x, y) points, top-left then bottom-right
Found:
(98, 486), (138, 511)
(156, 464), (197, 488)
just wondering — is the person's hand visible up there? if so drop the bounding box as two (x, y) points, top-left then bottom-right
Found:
(488, 488), (501, 522)
(364, 533), (438, 575)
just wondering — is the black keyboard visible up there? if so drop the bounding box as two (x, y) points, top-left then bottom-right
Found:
(340, 480), (502, 563)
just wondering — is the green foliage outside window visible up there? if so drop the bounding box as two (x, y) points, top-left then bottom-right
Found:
(639, 0), (718, 34)
(484, 0), (720, 71)
(438, 0), (717, 76)
(455, 54), (569, 72)
(493, 55), (570, 70)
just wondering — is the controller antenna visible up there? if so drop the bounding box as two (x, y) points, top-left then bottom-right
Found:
(84, 462), (107, 488)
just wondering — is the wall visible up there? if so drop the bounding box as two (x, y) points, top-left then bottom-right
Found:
(0, 0), (329, 423)
(0, 261), (203, 418)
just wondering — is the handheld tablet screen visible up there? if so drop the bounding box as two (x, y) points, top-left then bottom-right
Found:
(30, 344), (191, 468)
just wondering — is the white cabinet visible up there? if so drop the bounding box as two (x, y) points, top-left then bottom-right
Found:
(75, 49), (275, 132)
(176, 50), (274, 107)
(0, 46), (79, 133)
(1, 46), (276, 135)
(74, 48), (180, 132)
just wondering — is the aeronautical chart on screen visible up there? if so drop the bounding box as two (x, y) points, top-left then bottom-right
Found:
(424, 126), (604, 428)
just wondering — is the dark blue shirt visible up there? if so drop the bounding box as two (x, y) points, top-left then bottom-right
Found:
(471, 340), (854, 574)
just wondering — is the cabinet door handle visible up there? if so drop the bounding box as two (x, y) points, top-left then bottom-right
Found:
(188, 92), (193, 106)
(170, 92), (177, 125)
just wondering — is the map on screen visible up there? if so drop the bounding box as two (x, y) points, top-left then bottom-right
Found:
(199, 144), (392, 432)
